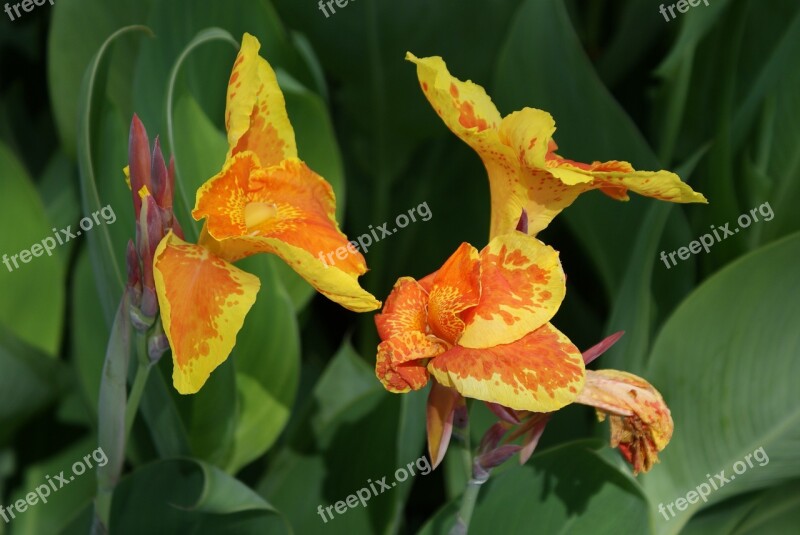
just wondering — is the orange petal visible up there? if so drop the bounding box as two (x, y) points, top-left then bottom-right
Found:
(427, 243), (481, 344)
(152, 231), (260, 394)
(459, 233), (565, 348)
(576, 369), (674, 474)
(375, 277), (429, 341)
(192, 151), (260, 240)
(429, 323), (585, 412)
(196, 158), (379, 312)
(376, 331), (447, 393)
(226, 33), (297, 167)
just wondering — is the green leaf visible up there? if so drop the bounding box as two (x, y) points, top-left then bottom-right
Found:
(110, 459), (289, 534)
(602, 149), (708, 373)
(71, 250), (108, 416)
(225, 373), (290, 474)
(642, 232), (800, 533)
(0, 324), (66, 445)
(0, 142), (65, 355)
(419, 441), (650, 535)
(681, 480), (800, 535)
(7, 438), (100, 535)
(227, 255), (300, 466)
(258, 343), (411, 535)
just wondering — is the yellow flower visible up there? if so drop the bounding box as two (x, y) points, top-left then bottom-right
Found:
(407, 53), (707, 239)
(153, 34), (380, 394)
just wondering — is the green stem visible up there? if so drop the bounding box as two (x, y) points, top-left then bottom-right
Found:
(124, 333), (154, 439)
(450, 465), (488, 535)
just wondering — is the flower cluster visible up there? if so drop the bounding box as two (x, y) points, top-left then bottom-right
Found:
(373, 54), (708, 474)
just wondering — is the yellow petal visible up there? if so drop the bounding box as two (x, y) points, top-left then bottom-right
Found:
(498, 110), (707, 235)
(226, 33), (297, 166)
(153, 231), (260, 394)
(406, 53), (521, 239)
(429, 323), (585, 412)
(458, 233), (565, 348)
(576, 369), (674, 474)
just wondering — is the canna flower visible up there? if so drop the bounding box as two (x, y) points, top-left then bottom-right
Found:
(375, 231), (586, 413)
(154, 33), (380, 394)
(575, 369), (674, 474)
(406, 53), (707, 238)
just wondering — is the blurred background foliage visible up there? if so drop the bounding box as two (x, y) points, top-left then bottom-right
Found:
(0, 0), (798, 533)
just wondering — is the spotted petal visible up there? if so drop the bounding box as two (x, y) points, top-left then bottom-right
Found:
(429, 323), (585, 412)
(459, 233), (565, 348)
(195, 158), (379, 312)
(376, 277), (430, 340)
(499, 109), (707, 235)
(376, 331), (447, 393)
(427, 243), (481, 344)
(153, 231), (260, 394)
(226, 33), (297, 167)
(407, 53), (521, 239)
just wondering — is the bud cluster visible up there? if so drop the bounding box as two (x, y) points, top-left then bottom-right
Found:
(125, 115), (183, 362)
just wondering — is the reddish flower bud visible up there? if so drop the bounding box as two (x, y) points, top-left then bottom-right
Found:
(128, 115), (152, 220)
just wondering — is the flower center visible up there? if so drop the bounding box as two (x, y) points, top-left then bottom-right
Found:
(244, 202), (278, 228)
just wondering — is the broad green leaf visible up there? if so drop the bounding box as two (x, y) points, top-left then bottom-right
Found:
(7, 438), (99, 535)
(138, 362), (192, 459)
(0, 324), (66, 446)
(0, 142), (65, 355)
(681, 480), (800, 535)
(602, 149), (708, 373)
(37, 152), (80, 241)
(258, 343), (413, 535)
(419, 441), (650, 535)
(180, 356), (237, 468)
(642, 232), (800, 534)
(71, 250), (107, 415)
(110, 459), (289, 534)
(225, 373), (290, 474)
(228, 255), (300, 465)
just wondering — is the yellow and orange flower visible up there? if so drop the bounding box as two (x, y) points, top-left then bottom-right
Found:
(154, 33), (380, 394)
(406, 53), (707, 239)
(375, 231), (586, 413)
